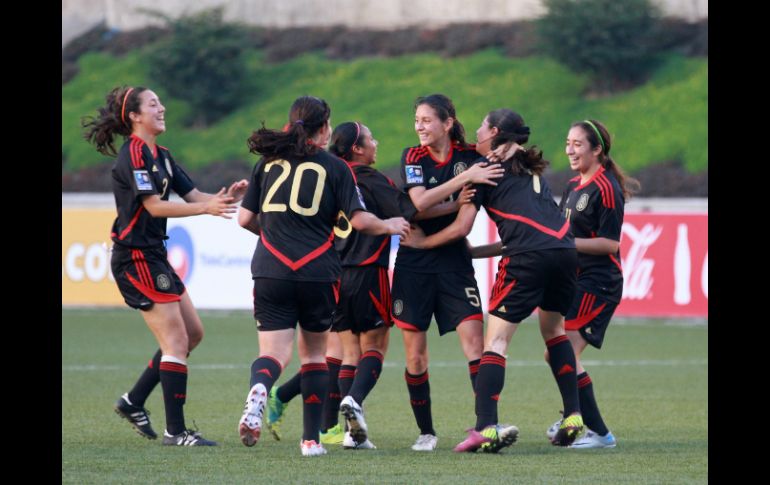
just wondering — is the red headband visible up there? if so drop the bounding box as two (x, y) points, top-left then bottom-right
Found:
(121, 88), (134, 124)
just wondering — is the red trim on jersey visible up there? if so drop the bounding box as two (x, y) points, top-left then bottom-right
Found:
(609, 254), (623, 273)
(569, 175), (581, 183)
(369, 289), (391, 326)
(342, 160), (359, 183)
(429, 143), (454, 167)
(566, 302), (607, 330)
(394, 317), (421, 332)
(259, 230), (335, 272)
(357, 237), (389, 266)
(406, 146), (429, 163)
(545, 335), (569, 347)
(486, 207), (571, 239)
(572, 166), (606, 191)
(159, 362), (188, 374)
(129, 135), (146, 169)
(596, 173), (615, 208)
(125, 272), (181, 303)
(460, 313), (483, 323)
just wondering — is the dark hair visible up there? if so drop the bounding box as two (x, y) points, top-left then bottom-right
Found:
(328, 122), (364, 160)
(414, 94), (469, 149)
(247, 96), (331, 161)
(571, 119), (640, 199)
(82, 86), (148, 157)
(486, 108), (549, 176)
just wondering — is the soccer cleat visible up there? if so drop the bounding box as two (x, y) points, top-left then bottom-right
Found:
(238, 383), (267, 447)
(411, 433), (438, 451)
(339, 395), (368, 445)
(479, 424), (519, 453)
(300, 439), (328, 456)
(546, 418), (563, 440)
(453, 428), (492, 452)
(266, 386), (287, 441)
(570, 430), (617, 449)
(320, 423), (345, 444)
(114, 393), (157, 440)
(343, 431), (377, 449)
(162, 429), (217, 446)
(551, 413), (584, 446)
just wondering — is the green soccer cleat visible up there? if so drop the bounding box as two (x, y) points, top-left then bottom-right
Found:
(551, 413), (584, 446)
(320, 423), (345, 444)
(265, 386), (288, 441)
(479, 424), (519, 453)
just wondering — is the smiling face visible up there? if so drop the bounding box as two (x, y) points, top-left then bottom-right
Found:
(129, 90), (166, 136)
(414, 103), (452, 148)
(475, 116), (497, 156)
(565, 125), (602, 173)
(353, 125), (378, 165)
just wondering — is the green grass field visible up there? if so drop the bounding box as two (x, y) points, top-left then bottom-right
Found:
(62, 309), (707, 484)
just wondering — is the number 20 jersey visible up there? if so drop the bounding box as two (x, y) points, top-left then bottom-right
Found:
(241, 150), (367, 282)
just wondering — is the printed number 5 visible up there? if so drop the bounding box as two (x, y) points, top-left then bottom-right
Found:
(465, 287), (481, 307)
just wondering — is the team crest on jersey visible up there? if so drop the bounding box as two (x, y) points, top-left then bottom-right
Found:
(453, 162), (468, 177)
(157, 274), (171, 290)
(576, 193), (590, 211)
(133, 170), (153, 191)
(393, 299), (404, 316)
(405, 165), (424, 184)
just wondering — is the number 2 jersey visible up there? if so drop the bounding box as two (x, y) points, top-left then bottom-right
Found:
(395, 142), (479, 273)
(559, 166), (625, 302)
(110, 134), (195, 249)
(473, 157), (575, 255)
(241, 150), (367, 282)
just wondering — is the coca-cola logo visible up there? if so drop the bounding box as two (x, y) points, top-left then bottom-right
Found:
(621, 223), (663, 300)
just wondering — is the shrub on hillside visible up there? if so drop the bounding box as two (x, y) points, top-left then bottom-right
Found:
(146, 8), (247, 128)
(538, 0), (660, 92)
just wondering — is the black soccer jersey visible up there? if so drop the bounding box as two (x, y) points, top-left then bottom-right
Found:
(334, 162), (418, 268)
(242, 150), (367, 282)
(474, 157), (575, 256)
(559, 166), (625, 301)
(395, 142), (479, 273)
(110, 134), (195, 248)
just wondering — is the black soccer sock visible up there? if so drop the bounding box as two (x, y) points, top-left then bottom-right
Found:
(467, 358), (480, 392)
(338, 364), (356, 398)
(301, 363), (329, 442)
(276, 371), (302, 403)
(350, 350), (384, 404)
(577, 372), (609, 435)
(322, 357), (342, 431)
(405, 369), (435, 436)
(250, 356), (282, 391)
(545, 335), (580, 416)
(159, 356), (188, 435)
(474, 352), (506, 431)
(128, 348), (161, 407)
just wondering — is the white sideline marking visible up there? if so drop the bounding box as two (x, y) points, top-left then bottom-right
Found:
(62, 359), (707, 372)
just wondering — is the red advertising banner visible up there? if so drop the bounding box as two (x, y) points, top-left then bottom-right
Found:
(617, 213), (708, 317)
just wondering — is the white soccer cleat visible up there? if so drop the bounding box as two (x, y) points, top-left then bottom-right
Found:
(570, 430), (617, 449)
(343, 431), (377, 450)
(411, 433), (438, 451)
(546, 418), (563, 440)
(300, 439), (328, 456)
(340, 395), (368, 445)
(238, 383), (267, 447)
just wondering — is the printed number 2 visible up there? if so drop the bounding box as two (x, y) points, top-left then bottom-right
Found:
(465, 287), (481, 307)
(262, 160), (327, 216)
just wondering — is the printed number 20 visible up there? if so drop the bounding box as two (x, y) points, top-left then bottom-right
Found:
(262, 160), (327, 216)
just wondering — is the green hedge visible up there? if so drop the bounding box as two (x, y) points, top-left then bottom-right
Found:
(64, 49), (706, 174)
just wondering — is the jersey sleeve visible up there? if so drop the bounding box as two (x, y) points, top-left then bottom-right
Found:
(596, 188), (624, 241)
(401, 148), (426, 191)
(334, 160), (367, 217)
(240, 159), (264, 214)
(168, 155), (195, 198)
(363, 172), (418, 220)
(115, 147), (158, 199)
